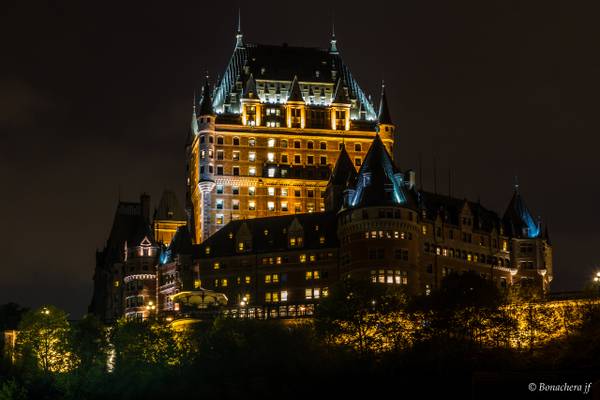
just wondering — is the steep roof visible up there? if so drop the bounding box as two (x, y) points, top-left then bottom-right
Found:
(103, 201), (156, 262)
(241, 73), (258, 99)
(199, 77), (215, 116)
(328, 144), (357, 186)
(168, 226), (193, 255)
(195, 211), (339, 258)
(418, 191), (502, 232)
(377, 82), (393, 125)
(287, 75), (304, 102)
(332, 77), (350, 104)
(348, 135), (414, 208)
(503, 187), (540, 238)
(154, 190), (187, 221)
(211, 41), (376, 119)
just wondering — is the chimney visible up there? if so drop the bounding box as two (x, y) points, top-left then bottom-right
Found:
(140, 193), (150, 223)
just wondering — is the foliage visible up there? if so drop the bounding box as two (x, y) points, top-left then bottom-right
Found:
(0, 379), (27, 400)
(15, 306), (74, 375)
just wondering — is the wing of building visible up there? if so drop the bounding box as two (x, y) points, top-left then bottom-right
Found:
(90, 27), (552, 322)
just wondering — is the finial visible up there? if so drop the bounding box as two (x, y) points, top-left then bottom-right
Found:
(235, 9), (244, 48)
(237, 8), (241, 34)
(514, 175), (519, 192)
(332, 12), (335, 38)
(329, 13), (338, 54)
(193, 90), (196, 112)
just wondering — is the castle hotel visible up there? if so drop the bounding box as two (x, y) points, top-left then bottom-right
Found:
(89, 25), (553, 322)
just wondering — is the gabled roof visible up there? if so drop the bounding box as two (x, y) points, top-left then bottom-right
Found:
(503, 187), (540, 238)
(195, 211), (339, 258)
(332, 77), (350, 104)
(199, 77), (215, 116)
(348, 135), (414, 208)
(154, 190), (187, 221)
(242, 73), (258, 99)
(418, 191), (501, 232)
(287, 75), (304, 102)
(377, 82), (393, 125)
(328, 144), (357, 186)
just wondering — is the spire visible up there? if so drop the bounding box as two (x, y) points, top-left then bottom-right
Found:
(287, 75), (304, 102)
(329, 17), (338, 54)
(377, 80), (393, 125)
(503, 183), (541, 239)
(235, 8), (244, 48)
(199, 74), (215, 116)
(348, 134), (411, 208)
(191, 92), (198, 134)
(329, 143), (357, 186)
(332, 77), (350, 104)
(242, 73), (258, 99)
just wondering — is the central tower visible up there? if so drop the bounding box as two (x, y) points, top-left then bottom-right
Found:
(186, 26), (395, 243)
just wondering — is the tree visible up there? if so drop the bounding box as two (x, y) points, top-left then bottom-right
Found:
(315, 277), (410, 355)
(15, 306), (74, 375)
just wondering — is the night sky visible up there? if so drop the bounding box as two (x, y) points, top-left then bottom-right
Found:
(2, 1), (598, 318)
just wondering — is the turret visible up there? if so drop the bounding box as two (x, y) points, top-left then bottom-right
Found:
(325, 144), (357, 211)
(377, 81), (395, 156)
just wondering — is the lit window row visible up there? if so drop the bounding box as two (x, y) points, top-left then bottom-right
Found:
(364, 230), (413, 240)
(370, 270), (408, 285)
(305, 287), (328, 299)
(265, 290), (288, 303)
(424, 243), (511, 267)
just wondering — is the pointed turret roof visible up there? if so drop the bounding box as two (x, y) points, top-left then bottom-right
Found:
(235, 8), (243, 48)
(329, 22), (338, 54)
(332, 77), (350, 104)
(329, 144), (357, 186)
(377, 81), (393, 125)
(503, 185), (541, 238)
(349, 135), (414, 208)
(154, 190), (187, 221)
(242, 73), (258, 99)
(199, 76), (215, 115)
(287, 75), (304, 102)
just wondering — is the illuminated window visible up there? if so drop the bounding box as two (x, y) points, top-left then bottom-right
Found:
(299, 254), (307, 263)
(249, 166), (256, 176)
(267, 201), (275, 211)
(245, 276), (251, 284)
(322, 287), (329, 297)
(216, 214), (224, 225)
(249, 187), (256, 196)
(281, 188), (288, 196)
(249, 138), (256, 146)
(319, 236), (325, 244)
(309, 254), (316, 262)
(238, 242), (244, 251)
(305, 271), (313, 280)
(265, 274), (271, 284)
(232, 200), (239, 210)
(213, 262), (220, 270)
(272, 273), (279, 283)
(268, 168), (276, 177)
(502, 240), (508, 251)
(268, 187), (275, 196)
(248, 201), (256, 210)
(267, 152), (275, 162)
(232, 151), (240, 160)
(305, 288), (313, 299)
(313, 288), (320, 299)
(114, 280), (119, 287)
(281, 201), (288, 211)
(222, 278), (228, 287)
(281, 290), (288, 302)
(268, 138), (276, 147)
(422, 225), (427, 235)
(276, 256), (282, 264)
(194, 279), (201, 289)
(205, 246), (210, 254)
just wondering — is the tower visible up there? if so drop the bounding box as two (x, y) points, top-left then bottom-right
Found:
(377, 81), (395, 157)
